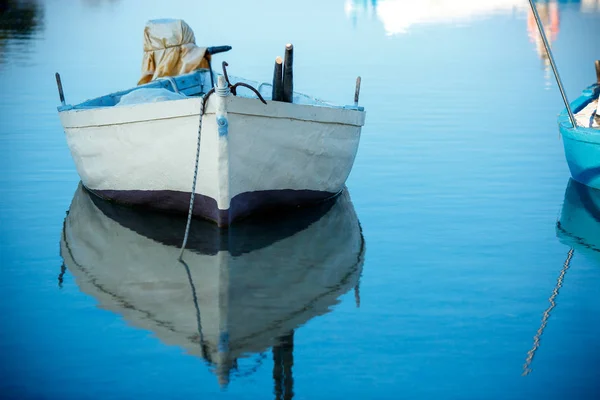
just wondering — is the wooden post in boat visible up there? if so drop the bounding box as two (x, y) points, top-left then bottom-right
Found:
(55, 72), (66, 106)
(272, 56), (284, 102)
(272, 331), (294, 400)
(282, 44), (294, 103)
(354, 76), (361, 106)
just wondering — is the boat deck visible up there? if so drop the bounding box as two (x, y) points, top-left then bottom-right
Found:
(575, 98), (599, 128)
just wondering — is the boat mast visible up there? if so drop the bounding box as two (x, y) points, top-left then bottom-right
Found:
(527, 0), (577, 128)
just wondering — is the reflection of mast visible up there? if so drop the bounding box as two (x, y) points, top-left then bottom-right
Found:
(527, 1), (560, 85)
(344, 0), (377, 25)
(182, 255), (235, 388)
(522, 248), (574, 376)
(273, 332), (294, 400)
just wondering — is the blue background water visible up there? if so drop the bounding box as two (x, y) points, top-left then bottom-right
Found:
(2, 0), (600, 398)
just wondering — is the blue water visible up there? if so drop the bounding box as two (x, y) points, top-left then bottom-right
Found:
(2, 0), (600, 399)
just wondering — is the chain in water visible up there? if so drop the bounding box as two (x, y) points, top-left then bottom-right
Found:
(522, 248), (574, 375)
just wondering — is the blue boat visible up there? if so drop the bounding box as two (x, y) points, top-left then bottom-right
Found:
(526, 1), (600, 190)
(558, 77), (600, 189)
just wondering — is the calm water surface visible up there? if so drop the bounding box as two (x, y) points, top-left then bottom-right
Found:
(2, 0), (600, 398)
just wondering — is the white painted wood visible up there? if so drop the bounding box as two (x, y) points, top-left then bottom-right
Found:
(575, 98), (600, 128)
(58, 73), (365, 216)
(227, 105), (361, 202)
(215, 76), (231, 210)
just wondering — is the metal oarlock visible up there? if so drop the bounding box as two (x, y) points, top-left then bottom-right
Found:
(220, 62), (267, 104)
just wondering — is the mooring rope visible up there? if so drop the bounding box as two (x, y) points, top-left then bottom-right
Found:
(522, 248), (574, 376)
(178, 63), (264, 260)
(179, 91), (214, 260)
(179, 257), (212, 362)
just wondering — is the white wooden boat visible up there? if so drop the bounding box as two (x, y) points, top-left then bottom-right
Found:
(59, 183), (365, 386)
(56, 21), (365, 226)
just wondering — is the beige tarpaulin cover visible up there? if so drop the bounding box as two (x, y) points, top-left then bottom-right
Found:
(138, 19), (210, 85)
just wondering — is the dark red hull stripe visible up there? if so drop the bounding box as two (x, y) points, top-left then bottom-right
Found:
(88, 187), (338, 227)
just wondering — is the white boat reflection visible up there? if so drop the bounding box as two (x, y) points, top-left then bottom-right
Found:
(581, 0), (600, 12)
(60, 183), (365, 388)
(556, 178), (600, 264)
(345, 0), (528, 35)
(346, 0), (598, 36)
(345, 0), (599, 87)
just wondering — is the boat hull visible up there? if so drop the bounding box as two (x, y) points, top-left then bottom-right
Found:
(558, 84), (600, 190)
(59, 91), (364, 226)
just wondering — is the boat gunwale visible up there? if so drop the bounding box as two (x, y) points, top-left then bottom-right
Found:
(558, 83), (599, 138)
(59, 93), (366, 129)
(57, 69), (366, 126)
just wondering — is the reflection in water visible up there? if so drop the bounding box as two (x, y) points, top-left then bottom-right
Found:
(522, 248), (573, 376)
(346, 0), (600, 35)
(346, 1), (598, 84)
(526, 1), (560, 87)
(581, 0), (600, 12)
(344, 0), (378, 27)
(345, 0), (528, 35)
(81, 0), (121, 8)
(0, 0), (44, 63)
(523, 179), (600, 375)
(556, 179), (600, 263)
(273, 332), (294, 400)
(60, 184), (365, 393)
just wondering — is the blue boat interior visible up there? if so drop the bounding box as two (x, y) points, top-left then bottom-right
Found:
(558, 83), (600, 130)
(572, 83), (600, 114)
(57, 69), (349, 112)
